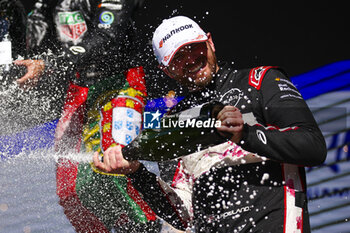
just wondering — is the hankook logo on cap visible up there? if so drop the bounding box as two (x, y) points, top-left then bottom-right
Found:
(160, 24), (194, 46)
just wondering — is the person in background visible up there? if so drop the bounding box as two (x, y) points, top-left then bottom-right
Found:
(0, 0), (26, 60)
(93, 15), (327, 232)
(18, 0), (161, 232)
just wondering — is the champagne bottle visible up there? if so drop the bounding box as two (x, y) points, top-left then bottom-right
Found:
(0, 15), (12, 69)
(0, 14), (26, 85)
(122, 102), (227, 161)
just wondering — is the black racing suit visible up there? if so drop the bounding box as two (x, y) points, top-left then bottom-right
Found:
(26, 0), (144, 85)
(25, 0), (145, 119)
(127, 62), (327, 232)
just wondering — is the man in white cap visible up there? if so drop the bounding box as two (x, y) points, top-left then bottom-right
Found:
(93, 15), (326, 232)
(153, 15), (219, 92)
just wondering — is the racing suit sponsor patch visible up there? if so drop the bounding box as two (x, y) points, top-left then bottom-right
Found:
(280, 94), (303, 100)
(99, 11), (115, 25)
(248, 66), (276, 90)
(57, 11), (87, 41)
(278, 83), (302, 96)
(256, 130), (267, 144)
(218, 205), (253, 220)
(98, 3), (122, 10)
(102, 0), (121, 3)
(275, 78), (302, 99)
(219, 88), (243, 106)
(69, 45), (86, 54)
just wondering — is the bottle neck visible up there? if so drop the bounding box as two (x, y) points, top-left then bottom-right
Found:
(2, 33), (10, 42)
(0, 16), (10, 42)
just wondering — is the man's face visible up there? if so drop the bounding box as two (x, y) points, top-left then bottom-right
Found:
(163, 35), (218, 91)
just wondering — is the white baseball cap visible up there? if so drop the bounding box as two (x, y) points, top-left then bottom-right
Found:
(152, 16), (208, 66)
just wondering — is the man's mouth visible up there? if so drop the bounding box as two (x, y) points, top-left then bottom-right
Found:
(186, 56), (207, 74)
(188, 60), (204, 73)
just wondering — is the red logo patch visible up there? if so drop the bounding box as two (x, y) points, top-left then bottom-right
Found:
(163, 54), (171, 62)
(60, 23), (87, 40)
(248, 66), (276, 90)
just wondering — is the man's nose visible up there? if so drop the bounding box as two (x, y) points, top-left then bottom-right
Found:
(182, 52), (197, 65)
